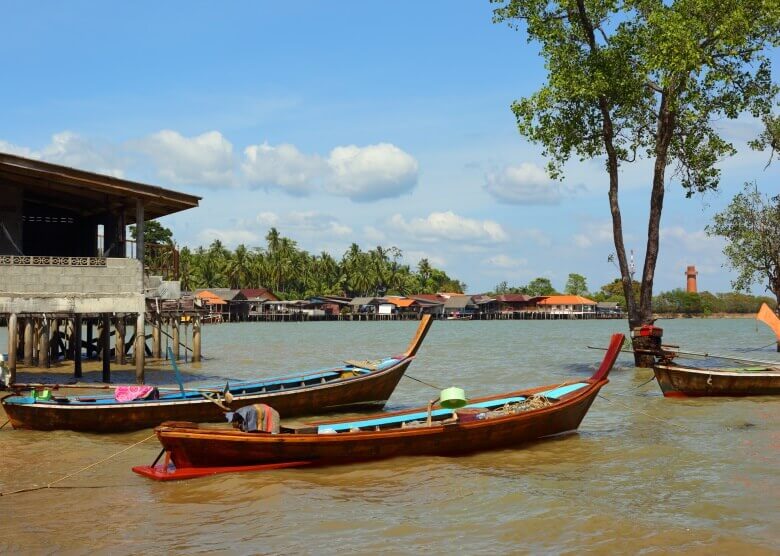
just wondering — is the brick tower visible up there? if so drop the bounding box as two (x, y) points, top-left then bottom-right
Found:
(685, 265), (698, 293)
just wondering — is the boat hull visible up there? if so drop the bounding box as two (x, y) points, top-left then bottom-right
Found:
(1, 359), (411, 433)
(653, 364), (780, 397)
(150, 379), (604, 471)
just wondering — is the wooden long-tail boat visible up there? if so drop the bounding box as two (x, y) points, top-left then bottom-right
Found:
(132, 332), (625, 481)
(1, 316), (433, 433)
(653, 361), (780, 397)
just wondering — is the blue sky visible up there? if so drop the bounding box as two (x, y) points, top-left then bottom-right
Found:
(1, 1), (778, 294)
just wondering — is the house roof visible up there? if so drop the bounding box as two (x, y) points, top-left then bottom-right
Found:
(239, 288), (279, 301)
(411, 294), (443, 302)
(494, 294), (533, 303)
(384, 297), (416, 308)
(195, 288), (246, 301)
(349, 297), (376, 306)
(538, 295), (597, 305)
(195, 290), (227, 305)
(444, 295), (473, 309)
(409, 295), (444, 307)
(0, 152), (200, 223)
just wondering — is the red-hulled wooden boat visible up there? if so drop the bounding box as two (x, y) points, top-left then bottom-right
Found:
(2, 316), (432, 433)
(133, 333), (625, 481)
(653, 361), (780, 397)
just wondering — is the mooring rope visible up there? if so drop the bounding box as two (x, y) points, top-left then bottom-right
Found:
(402, 374), (443, 391)
(597, 394), (691, 432)
(0, 419), (9, 430)
(0, 433), (156, 497)
(609, 375), (657, 396)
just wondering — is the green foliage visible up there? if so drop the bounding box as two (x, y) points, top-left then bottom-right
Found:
(652, 289), (775, 314)
(564, 273), (588, 295)
(525, 277), (557, 296)
(492, 0), (779, 326)
(129, 220), (173, 244)
(176, 227), (464, 299)
(749, 113), (780, 167)
(706, 182), (780, 305)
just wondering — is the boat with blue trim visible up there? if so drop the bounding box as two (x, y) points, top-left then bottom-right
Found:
(133, 333), (624, 481)
(1, 316), (433, 433)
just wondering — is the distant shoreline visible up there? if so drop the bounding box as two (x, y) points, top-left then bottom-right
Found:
(653, 312), (755, 320)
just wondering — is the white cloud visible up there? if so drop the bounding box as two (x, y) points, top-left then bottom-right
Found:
(660, 226), (725, 254)
(362, 225), (386, 243)
(389, 211), (508, 243)
(256, 210), (352, 237)
(485, 163), (560, 205)
(0, 139), (37, 158)
(326, 143), (418, 202)
(1, 132), (125, 177)
(134, 130), (234, 187)
(256, 212), (280, 227)
(198, 228), (261, 247)
(484, 254), (527, 269)
(573, 221), (615, 248)
(242, 142), (324, 195)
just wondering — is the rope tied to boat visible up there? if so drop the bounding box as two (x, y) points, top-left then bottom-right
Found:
(0, 433), (156, 497)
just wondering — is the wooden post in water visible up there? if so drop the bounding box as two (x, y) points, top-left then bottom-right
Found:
(152, 315), (161, 359)
(39, 319), (50, 368)
(135, 313), (145, 384)
(85, 318), (93, 360)
(32, 318), (41, 366)
(23, 318), (33, 366)
(7, 313), (17, 385)
(101, 314), (111, 383)
(192, 316), (201, 362)
(116, 314), (125, 365)
(50, 318), (59, 362)
(74, 314), (82, 379)
(172, 316), (180, 361)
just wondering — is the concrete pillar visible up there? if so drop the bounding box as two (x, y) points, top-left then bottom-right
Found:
(23, 318), (33, 366)
(135, 313), (145, 384)
(152, 315), (161, 359)
(7, 313), (17, 385)
(172, 316), (180, 361)
(39, 319), (50, 368)
(192, 316), (201, 362)
(116, 315), (126, 365)
(136, 199), (145, 267)
(74, 315), (82, 379)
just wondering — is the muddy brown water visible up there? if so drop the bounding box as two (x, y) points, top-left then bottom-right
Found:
(1, 319), (778, 554)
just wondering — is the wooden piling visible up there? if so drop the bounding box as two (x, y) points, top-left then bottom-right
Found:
(50, 318), (59, 362)
(23, 318), (33, 366)
(74, 315), (82, 378)
(116, 314), (126, 365)
(135, 313), (145, 384)
(152, 315), (161, 359)
(172, 316), (180, 361)
(39, 319), (50, 368)
(193, 316), (201, 362)
(101, 314), (111, 383)
(7, 313), (17, 385)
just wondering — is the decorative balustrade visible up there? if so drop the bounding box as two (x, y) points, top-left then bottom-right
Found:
(0, 255), (107, 266)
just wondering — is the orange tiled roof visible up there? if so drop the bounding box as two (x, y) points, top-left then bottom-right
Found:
(386, 298), (416, 307)
(537, 295), (596, 305)
(195, 290), (228, 305)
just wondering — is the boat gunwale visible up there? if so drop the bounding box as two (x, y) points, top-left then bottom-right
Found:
(1, 356), (413, 411)
(154, 375), (608, 442)
(654, 362), (780, 378)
